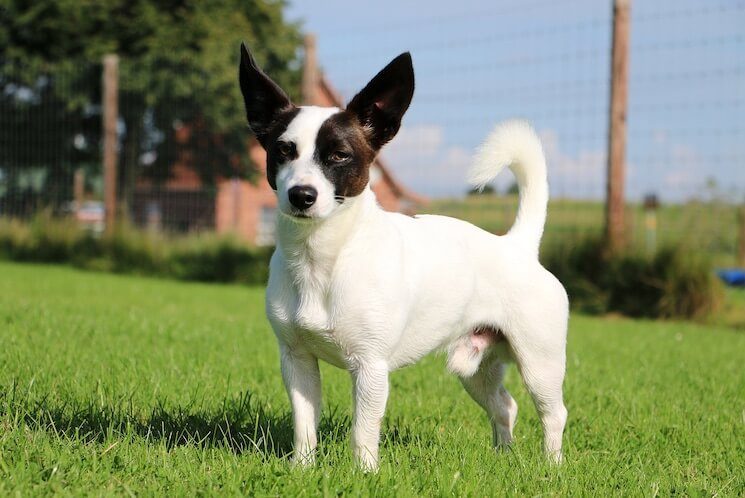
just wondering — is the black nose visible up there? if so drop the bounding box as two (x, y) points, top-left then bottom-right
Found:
(288, 185), (318, 210)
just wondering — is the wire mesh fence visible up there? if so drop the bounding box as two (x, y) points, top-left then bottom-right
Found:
(0, 0), (743, 264)
(310, 0), (744, 264)
(0, 60), (102, 219)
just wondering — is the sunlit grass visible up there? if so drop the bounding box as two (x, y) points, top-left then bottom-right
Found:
(1, 262), (743, 495)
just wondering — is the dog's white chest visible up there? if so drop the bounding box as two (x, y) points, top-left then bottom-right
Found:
(267, 253), (350, 368)
(293, 288), (331, 331)
(272, 295), (348, 368)
(267, 273), (333, 332)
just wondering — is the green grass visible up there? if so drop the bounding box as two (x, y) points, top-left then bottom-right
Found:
(429, 196), (743, 267)
(721, 288), (745, 329)
(1, 262), (743, 496)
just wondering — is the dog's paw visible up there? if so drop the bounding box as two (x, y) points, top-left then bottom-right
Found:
(546, 449), (563, 465)
(354, 448), (379, 473)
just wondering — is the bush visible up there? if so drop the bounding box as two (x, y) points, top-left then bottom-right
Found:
(543, 236), (722, 319)
(0, 214), (88, 262)
(168, 236), (272, 284)
(0, 215), (272, 286)
(0, 216), (722, 319)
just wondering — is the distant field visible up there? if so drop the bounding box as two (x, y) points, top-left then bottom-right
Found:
(429, 196), (743, 266)
(1, 262), (743, 495)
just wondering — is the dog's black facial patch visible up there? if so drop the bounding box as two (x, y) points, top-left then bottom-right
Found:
(262, 107), (301, 190)
(314, 111), (377, 199)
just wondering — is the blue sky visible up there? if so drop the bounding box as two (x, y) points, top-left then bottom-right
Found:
(286, 0), (745, 201)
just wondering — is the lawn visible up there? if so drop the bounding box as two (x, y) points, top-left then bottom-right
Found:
(1, 261), (743, 496)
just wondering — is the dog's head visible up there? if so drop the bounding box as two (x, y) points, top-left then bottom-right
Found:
(239, 44), (414, 220)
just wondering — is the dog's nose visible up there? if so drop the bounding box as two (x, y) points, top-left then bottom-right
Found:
(288, 185), (318, 210)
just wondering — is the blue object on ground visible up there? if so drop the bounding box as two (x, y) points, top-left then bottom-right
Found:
(717, 269), (745, 287)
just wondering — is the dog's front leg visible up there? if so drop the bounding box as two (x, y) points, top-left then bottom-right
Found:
(350, 360), (389, 471)
(279, 344), (322, 466)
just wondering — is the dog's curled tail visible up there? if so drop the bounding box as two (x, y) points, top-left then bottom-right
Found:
(468, 120), (548, 257)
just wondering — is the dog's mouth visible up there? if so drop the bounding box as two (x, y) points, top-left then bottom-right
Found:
(280, 209), (316, 221)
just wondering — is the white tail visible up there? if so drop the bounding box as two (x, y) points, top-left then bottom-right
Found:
(468, 120), (548, 257)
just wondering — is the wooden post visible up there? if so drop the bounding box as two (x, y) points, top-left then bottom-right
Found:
(605, 0), (631, 253)
(302, 34), (318, 105)
(102, 54), (119, 234)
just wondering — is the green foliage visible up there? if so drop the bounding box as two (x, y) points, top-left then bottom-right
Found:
(543, 236), (723, 319)
(430, 195), (742, 267)
(467, 184), (496, 196)
(0, 216), (724, 319)
(0, 0), (302, 207)
(167, 235), (272, 284)
(0, 262), (743, 495)
(0, 215), (272, 284)
(0, 214), (84, 262)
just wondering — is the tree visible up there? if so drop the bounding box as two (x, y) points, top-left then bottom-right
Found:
(0, 0), (302, 213)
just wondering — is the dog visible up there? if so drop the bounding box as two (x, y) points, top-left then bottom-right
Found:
(238, 44), (568, 470)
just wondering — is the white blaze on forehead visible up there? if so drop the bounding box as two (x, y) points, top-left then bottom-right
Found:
(274, 106), (341, 219)
(280, 106), (340, 157)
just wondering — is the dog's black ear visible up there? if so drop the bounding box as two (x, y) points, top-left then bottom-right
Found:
(346, 52), (414, 150)
(239, 42), (292, 147)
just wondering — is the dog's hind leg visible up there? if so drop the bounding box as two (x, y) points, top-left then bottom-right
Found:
(459, 360), (518, 448)
(510, 335), (567, 463)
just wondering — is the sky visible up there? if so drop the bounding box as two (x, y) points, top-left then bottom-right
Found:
(286, 0), (745, 201)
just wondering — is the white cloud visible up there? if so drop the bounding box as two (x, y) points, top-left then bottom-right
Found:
(381, 124), (474, 197)
(381, 125), (718, 202)
(634, 132), (714, 202)
(663, 144), (700, 189)
(538, 130), (606, 200)
(383, 124), (610, 198)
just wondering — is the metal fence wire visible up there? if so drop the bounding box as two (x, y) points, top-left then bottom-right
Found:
(0, 0), (743, 264)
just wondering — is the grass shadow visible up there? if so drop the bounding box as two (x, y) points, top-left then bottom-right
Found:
(6, 388), (348, 458)
(3, 384), (431, 459)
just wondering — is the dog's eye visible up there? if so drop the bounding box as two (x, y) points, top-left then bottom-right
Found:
(276, 142), (292, 157)
(328, 151), (350, 163)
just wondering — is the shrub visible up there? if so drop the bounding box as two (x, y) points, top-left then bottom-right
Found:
(0, 213), (93, 262)
(0, 216), (271, 286)
(0, 216), (723, 319)
(543, 236), (722, 319)
(168, 236), (272, 283)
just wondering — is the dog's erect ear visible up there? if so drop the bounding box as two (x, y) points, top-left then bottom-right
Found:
(346, 52), (414, 150)
(239, 42), (292, 147)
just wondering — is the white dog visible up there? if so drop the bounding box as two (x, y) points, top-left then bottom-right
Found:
(239, 44), (568, 470)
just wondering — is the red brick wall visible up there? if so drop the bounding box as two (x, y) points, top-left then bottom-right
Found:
(216, 143), (277, 243)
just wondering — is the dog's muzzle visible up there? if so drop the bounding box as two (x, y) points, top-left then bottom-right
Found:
(288, 185), (318, 211)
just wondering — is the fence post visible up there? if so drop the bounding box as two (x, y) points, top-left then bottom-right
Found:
(102, 54), (119, 234)
(302, 34), (318, 105)
(605, 0), (631, 254)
